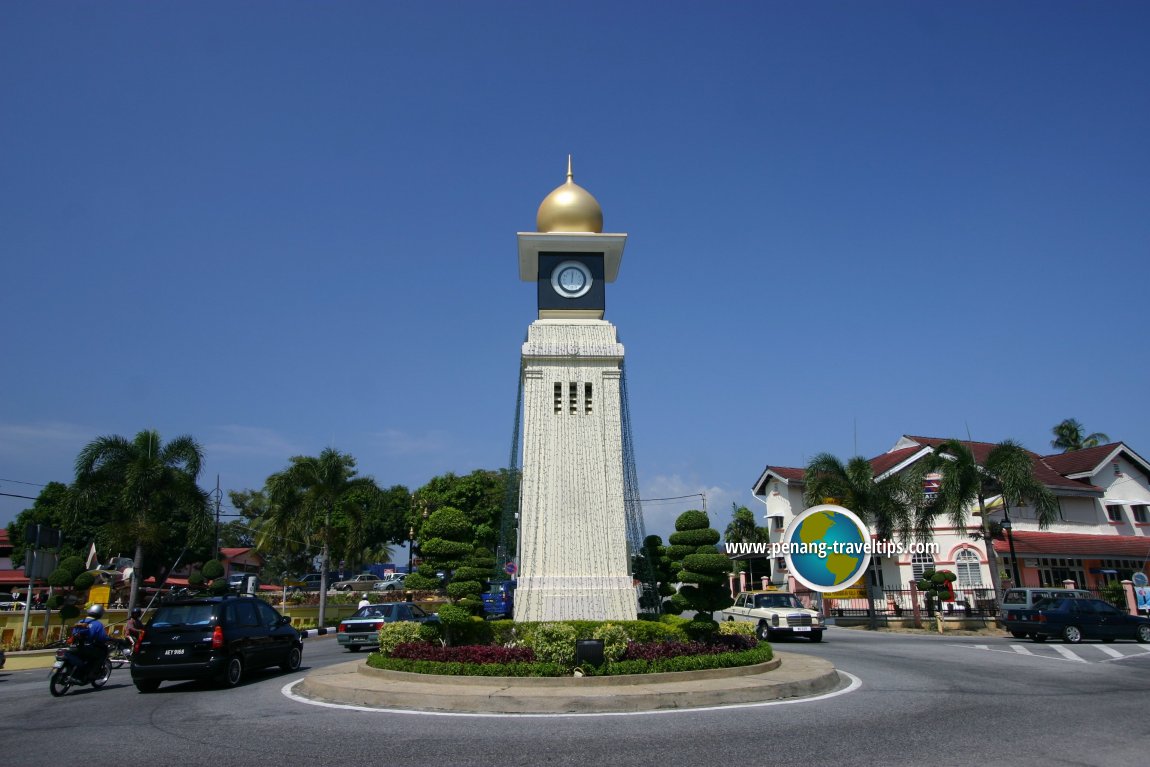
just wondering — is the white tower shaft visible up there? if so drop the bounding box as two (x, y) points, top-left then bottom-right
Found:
(514, 319), (638, 622)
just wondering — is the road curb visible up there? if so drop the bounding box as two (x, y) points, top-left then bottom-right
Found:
(296, 651), (842, 714)
(298, 627), (337, 639)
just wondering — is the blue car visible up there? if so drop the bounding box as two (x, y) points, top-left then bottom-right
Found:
(1004, 597), (1150, 644)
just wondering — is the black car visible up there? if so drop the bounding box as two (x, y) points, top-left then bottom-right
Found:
(1003, 597), (1150, 644)
(130, 595), (302, 692)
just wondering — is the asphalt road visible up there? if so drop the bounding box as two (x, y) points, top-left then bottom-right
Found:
(2, 628), (1148, 767)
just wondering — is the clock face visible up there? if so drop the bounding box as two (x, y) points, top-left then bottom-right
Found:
(550, 260), (593, 299)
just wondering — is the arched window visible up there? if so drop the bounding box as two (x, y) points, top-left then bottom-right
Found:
(911, 552), (935, 581)
(955, 549), (983, 588)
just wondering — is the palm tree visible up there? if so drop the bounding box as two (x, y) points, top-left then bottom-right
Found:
(1050, 418), (1110, 452)
(261, 448), (381, 626)
(917, 439), (1059, 596)
(724, 504), (766, 585)
(804, 454), (917, 629)
(73, 430), (210, 613)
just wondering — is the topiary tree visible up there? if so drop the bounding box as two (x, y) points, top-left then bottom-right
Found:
(670, 510), (733, 640)
(916, 568), (957, 633)
(452, 545), (496, 615)
(47, 556), (86, 589)
(408, 507), (476, 603)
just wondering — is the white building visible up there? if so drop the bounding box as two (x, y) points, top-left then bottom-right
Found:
(752, 435), (1150, 596)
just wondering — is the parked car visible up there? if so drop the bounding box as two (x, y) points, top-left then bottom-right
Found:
(0, 646), (5, 669)
(999, 587), (1092, 635)
(130, 595), (302, 692)
(291, 573), (338, 592)
(1003, 597), (1150, 644)
(372, 574), (407, 592)
(336, 602), (438, 652)
(720, 590), (824, 642)
(332, 574), (382, 592)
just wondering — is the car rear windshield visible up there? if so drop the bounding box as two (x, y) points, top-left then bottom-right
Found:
(151, 604), (216, 627)
(352, 605), (396, 619)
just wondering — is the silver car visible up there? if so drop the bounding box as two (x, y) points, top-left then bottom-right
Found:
(336, 602), (437, 652)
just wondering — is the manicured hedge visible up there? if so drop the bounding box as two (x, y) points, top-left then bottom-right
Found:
(365, 642), (772, 677)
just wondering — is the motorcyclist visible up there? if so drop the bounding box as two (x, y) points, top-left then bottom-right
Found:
(123, 607), (145, 650)
(72, 604), (110, 675)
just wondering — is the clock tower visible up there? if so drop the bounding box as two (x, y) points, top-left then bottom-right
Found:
(513, 158), (638, 622)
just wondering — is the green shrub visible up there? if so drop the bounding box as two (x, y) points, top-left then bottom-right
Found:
(527, 623), (578, 665)
(365, 640), (773, 677)
(719, 620), (755, 637)
(202, 559), (225, 580)
(683, 617), (719, 642)
(591, 623), (630, 662)
(378, 621), (424, 656)
(418, 621), (443, 644)
(188, 571), (205, 587)
(73, 572), (94, 590)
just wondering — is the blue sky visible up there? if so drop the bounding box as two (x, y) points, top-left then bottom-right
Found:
(2, 2), (1148, 546)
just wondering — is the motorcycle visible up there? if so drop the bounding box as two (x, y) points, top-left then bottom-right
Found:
(49, 645), (112, 697)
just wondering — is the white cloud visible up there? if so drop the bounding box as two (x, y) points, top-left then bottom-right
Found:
(370, 428), (452, 457)
(0, 421), (93, 457)
(202, 425), (304, 458)
(639, 473), (758, 541)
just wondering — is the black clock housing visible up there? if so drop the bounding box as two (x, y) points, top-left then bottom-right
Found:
(537, 252), (605, 314)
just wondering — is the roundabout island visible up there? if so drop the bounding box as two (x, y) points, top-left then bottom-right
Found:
(293, 651), (845, 715)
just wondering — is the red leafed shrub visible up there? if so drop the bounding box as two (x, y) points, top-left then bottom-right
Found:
(621, 638), (754, 661)
(388, 642), (537, 664)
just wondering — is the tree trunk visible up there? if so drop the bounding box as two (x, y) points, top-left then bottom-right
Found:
(127, 539), (144, 614)
(977, 494), (1004, 602)
(318, 540), (329, 628)
(867, 557), (880, 631)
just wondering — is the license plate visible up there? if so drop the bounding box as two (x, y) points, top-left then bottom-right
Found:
(52, 660), (64, 669)
(792, 626), (811, 632)
(164, 649), (185, 656)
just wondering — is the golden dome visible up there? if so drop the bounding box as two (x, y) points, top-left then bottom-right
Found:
(535, 156), (603, 233)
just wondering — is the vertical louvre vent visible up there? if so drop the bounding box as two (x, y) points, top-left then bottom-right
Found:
(569, 381), (578, 414)
(584, 382), (593, 414)
(554, 382), (563, 414)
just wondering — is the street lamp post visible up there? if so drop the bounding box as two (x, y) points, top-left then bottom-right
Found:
(1001, 509), (1021, 586)
(407, 525), (415, 574)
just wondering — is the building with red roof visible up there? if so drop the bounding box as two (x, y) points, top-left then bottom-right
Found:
(751, 436), (1150, 595)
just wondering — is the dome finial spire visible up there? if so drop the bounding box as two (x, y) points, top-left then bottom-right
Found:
(535, 155), (603, 233)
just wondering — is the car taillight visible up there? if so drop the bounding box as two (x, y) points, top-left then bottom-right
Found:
(1035, 615), (1046, 623)
(373, 622), (384, 630)
(138, 629), (146, 646)
(339, 623), (348, 632)
(211, 625), (224, 649)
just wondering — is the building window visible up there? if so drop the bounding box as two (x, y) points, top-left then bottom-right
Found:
(1133, 505), (1148, 524)
(776, 557), (786, 571)
(911, 552), (935, 581)
(584, 382), (593, 414)
(1106, 505), (1124, 523)
(955, 549), (982, 588)
(569, 381), (578, 414)
(773, 516), (784, 530)
(553, 383), (563, 414)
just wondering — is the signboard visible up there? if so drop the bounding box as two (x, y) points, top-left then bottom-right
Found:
(89, 584), (111, 608)
(1135, 586), (1150, 615)
(824, 587), (867, 600)
(1132, 572), (1148, 588)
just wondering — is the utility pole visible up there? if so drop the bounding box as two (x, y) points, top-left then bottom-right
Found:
(212, 475), (222, 559)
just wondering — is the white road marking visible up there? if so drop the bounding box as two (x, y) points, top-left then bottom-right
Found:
(1010, 644), (1035, 656)
(1094, 645), (1124, 659)
(1049, 645), (1088, 663)
(281, 670), (863, 718)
